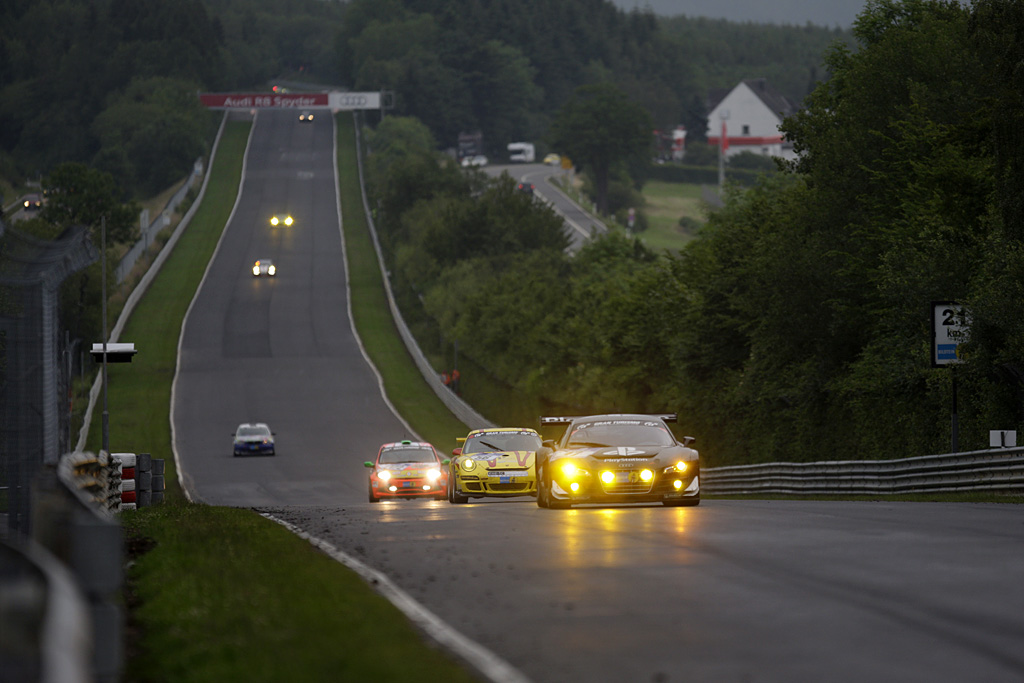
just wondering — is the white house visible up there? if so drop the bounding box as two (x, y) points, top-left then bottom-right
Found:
(706, 79), (797, 161)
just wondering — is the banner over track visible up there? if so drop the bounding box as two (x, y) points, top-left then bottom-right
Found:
(199, 91), (381, 111)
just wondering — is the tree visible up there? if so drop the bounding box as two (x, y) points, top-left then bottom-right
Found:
(548, 83), (652, 214)
(41, 162), (138, 243)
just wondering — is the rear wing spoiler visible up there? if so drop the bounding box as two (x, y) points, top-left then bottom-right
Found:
(540, 413), (677, 425)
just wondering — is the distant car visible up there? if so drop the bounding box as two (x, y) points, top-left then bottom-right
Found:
(516, 182), (535, 194)
(299, 111), (314, 122)
(535, 413), (699, 508)
(269, 214), (294, 227)
(365, 440), (449, 502)
(233, 423), (275, 457)
(22, 193), (42, 211)
(543, 153), (560, 166)
(448, 427), (542, 503)
(461, 155), (488, 168)
(251, 259), (276, 277)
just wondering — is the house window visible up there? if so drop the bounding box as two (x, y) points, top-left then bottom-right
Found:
(742, 125), (750, 135)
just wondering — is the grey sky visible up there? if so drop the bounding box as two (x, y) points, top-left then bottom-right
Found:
(610, 0), (868, 27)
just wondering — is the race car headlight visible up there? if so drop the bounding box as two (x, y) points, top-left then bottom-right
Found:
(461, 459), (475, 472)
(427, 468), (441, 481)
(268, 265), (276, 275)
(270, 216), (279, 226)
(561, 462), (580, 478)
(284, 215), (293, 226)
(640, 469), (653, 482)
(378, 470), (391, 481)
(600, 470), (615, 484)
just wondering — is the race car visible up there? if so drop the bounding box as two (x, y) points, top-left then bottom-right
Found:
(365, 440), (448, 502)
(232, 422), (275, 457)
(251, 259), (276, 276)
(298, 111), (314, 122)
(269, 213), (293, 227)
(536, 414), (699, 508)
(448, 427), (542, 504)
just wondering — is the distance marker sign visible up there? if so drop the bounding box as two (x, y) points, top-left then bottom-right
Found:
(932, 302), (970, 367)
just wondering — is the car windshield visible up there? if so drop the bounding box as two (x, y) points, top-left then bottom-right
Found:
(238, 426), (269, 438)
(463, 431), (541, 454)
(379, 447), (436, 464)
(566, 420), (675, 448)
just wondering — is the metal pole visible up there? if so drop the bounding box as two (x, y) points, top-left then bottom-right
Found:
(951, 367), (959, 453)
(101, 216), (109, 454)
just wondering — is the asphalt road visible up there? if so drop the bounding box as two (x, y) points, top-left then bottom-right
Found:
(173, 114), (1024, 682)
(173, 108), (415, 506)
(487, 163), (605, 252)
(266, 498), (1024, 683)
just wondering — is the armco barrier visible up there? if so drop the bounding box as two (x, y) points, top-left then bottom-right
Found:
(702, 447), (1024, 496)
(30, 451), (127, 682)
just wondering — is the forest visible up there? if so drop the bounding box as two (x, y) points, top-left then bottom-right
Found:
(0, 0), (848, 196)
(5, 0), (1018, 467)
(366, 0), (1024, 465)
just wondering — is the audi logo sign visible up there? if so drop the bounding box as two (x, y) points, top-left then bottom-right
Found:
(329, 92), (381, 110)
(198, 91), (381, 110)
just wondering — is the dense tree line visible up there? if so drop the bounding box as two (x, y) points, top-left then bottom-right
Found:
(0, 0), (346, 197)
(368, 0), (1024, 465)
(339, 0), (851, 158)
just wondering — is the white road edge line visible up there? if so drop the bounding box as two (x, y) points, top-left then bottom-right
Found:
(262, 513), (533, 683)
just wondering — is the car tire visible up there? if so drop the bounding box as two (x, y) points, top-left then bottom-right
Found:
(448, 468), (469, 504)
(536, 466), (550, 508)
(368, 481), (379, 503)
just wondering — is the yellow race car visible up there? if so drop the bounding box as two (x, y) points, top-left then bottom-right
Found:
(447, 427), (542, 504)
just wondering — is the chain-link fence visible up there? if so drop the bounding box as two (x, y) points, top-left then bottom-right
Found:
(0, 222), (97, 537)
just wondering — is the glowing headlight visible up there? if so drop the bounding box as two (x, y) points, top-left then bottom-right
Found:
(284, 215), (293, 226)
(378, 470), (392, 482)
(427, 468), (441, 481)
(569, 482), (580, 492)
(601, 471), (615, 484)
(561, 462), (580, 477)
(675, 461), (688, 472)
(640, 469), (653, 482)
(268, 265), (276, 275)
(673, 479), (683, 490)
(252, 265), (260, 275)
(461, 459), (476, 472)
(270, 216), (279, 226)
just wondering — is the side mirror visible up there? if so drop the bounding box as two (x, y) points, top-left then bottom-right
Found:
(452, 448), (462, 456)
(441, 459), (451, 465)
(682, 436), (696, 446)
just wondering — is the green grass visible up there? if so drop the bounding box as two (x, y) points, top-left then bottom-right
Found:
(105, 115), (483, 682)
(336, 115), (469, 447)
(123, 503), (478, 683)
(636, 180), (705, 252)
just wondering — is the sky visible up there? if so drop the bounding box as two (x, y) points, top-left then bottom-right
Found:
(610, 0), (868, 28)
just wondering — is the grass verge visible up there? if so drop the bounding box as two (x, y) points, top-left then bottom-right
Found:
(105, 114), (482, 682)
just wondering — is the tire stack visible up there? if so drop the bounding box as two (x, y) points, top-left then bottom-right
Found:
(111, 453), (166, 510)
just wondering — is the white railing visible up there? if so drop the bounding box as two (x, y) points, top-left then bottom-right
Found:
(702, 447), (1024, 495)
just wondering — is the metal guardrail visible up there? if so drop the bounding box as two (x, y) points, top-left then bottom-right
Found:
(702, 447), (1024, 495)
(351, 117), (494, 431)
(115, 158), (204, 284)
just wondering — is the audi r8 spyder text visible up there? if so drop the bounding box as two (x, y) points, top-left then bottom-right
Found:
(448, 428), (541, 503)
(365, 441), (448, 502)
(233, 423), (275, 457)
(536, 414), (699, 508)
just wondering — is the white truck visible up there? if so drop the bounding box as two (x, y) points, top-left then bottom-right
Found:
(507, 142), (535, 163)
